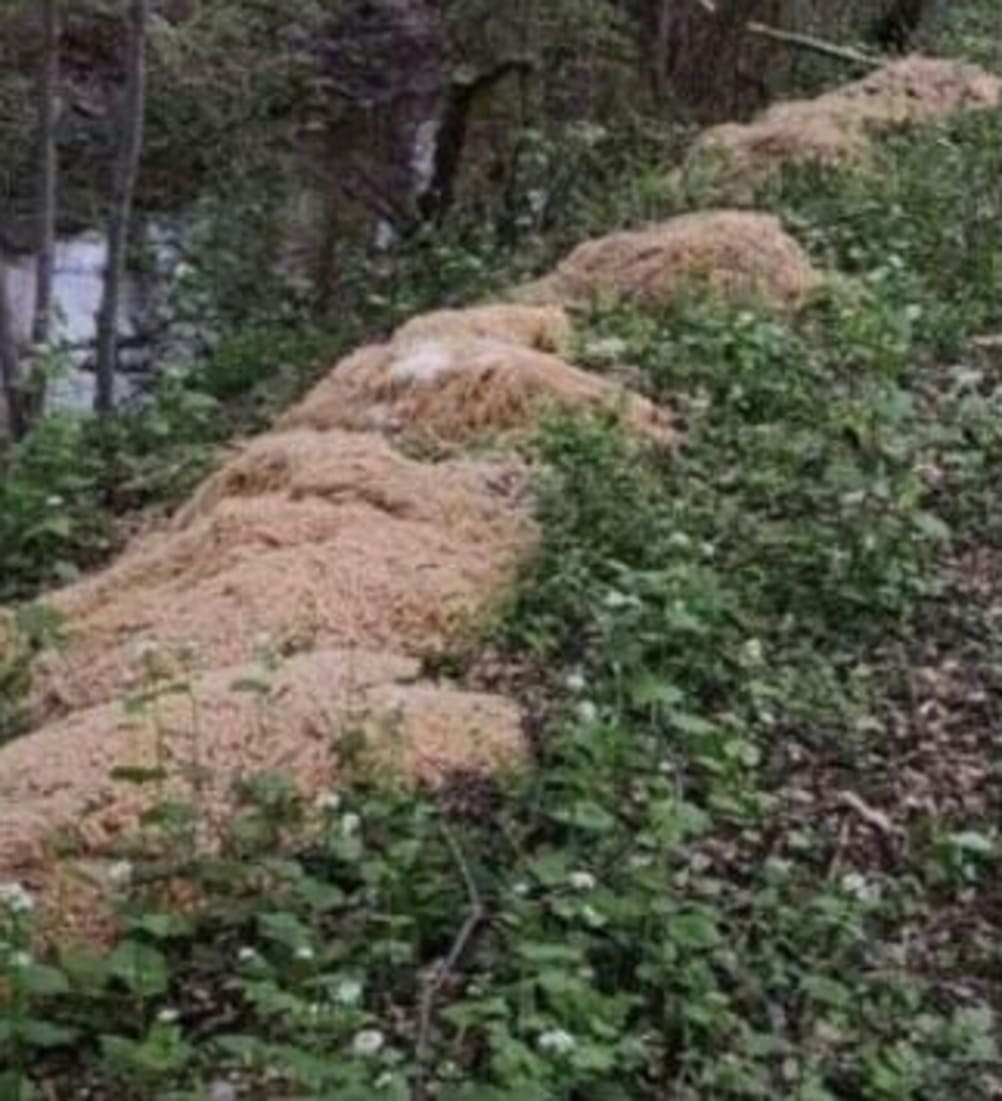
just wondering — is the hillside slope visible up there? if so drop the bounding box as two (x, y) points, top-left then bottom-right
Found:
(1, 52), (1000, 1100)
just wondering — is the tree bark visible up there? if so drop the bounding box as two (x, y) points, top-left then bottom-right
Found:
(652, 0), (671, 103)
(33, 0), (59, 348)
(27, 0), (61, 422)
(0, 261), (27, 440)
(94, 0), (149, 415)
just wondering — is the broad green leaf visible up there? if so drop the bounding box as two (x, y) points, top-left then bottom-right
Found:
(107, 941), (170, 998)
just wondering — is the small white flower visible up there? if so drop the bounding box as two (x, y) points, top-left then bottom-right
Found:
(604, 589), (629, 609)
(334, 978), (363, 1006)
(0, 882), (34, 914)
(352, 1029), (385, 1057)
(315, 791), (341, 814)
(841, 872), (866, 896)
(581, 904), (603, 927)
(107, 860), (132, 887)
(658, 759), (674, 775)
(565, 670), (587, 694)
(157, 1007), (180, 1024)
(577, 700), (598, 724)
(525, 188), (546, 215)
(841, 872), (880, 903)
(340, 812), (362, 836)
(568, 870), (596, 892)
(9, 950), (32, 969)
(538, 1028), (576, 1055)
(46, 495), (64, 508)
(511, 881), (530, 898)
(743, 638), (764, 664)
(295, 946), (315, 961)
(238, 946), (258, 963)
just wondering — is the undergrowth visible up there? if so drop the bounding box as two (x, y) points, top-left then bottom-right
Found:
(2, 45), (1002, 1101)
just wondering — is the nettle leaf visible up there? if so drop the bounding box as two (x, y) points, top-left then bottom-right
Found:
(108, 941), (170, 998)
(913, 511), (951, 542)
(441, 996), (511, 1029)
(19, 963), (71, 997)
(27, 514), (73, 541)
(528, 850), (571, 886)
(214, 1033), (258, 1061)
(59, 945), (110, 993)
(669, 711), (720, 739)
(801, 975), (851, 1009)
(258, 911), (313, 951)
(128, 912), (194, 941)
(293, 876), (345, 912)
(551, 800), (617, 833)
(648, 799), (710, 844)
(370, 938), (414, 966)
(628, 673), (684, 709)
(102, 1026), (192, 1076)
(537, 968), (588, 999)
(667, 908), (722, 950)
(259, 1042), (337, 1087)
(517, 942), (586, 967)
(943, 831), (995, 858)
(20, 1018), (79, 1049)
(723, 737), (761, 767)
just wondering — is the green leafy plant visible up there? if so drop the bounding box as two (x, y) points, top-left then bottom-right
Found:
(2, 16), (1001, 1099)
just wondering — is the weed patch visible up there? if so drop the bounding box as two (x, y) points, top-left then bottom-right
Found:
(2, 43), (1002, 1101)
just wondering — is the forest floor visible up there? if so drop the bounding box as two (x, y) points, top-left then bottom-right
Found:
(1, 18), (1002, 1101)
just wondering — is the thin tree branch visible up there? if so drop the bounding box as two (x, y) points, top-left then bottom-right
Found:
(745, 21), (882, 68)
(413, 822), (485, 1101)
(837, 790), (899, 838)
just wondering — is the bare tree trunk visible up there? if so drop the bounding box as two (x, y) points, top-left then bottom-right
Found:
(0, 262), (27, 440)
(652, 0), (672, 104)
(94, 0), (149, 415)
(33, 0), (59, 348)
(29, 0), (60, 420)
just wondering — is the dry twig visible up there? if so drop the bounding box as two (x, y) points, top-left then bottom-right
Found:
(746, 21), (882, 68)
(413, 821), (485, 1100)
(838, 789), (899, 838)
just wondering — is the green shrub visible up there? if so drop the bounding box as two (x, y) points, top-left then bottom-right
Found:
(5, 279), (1000, 1096)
